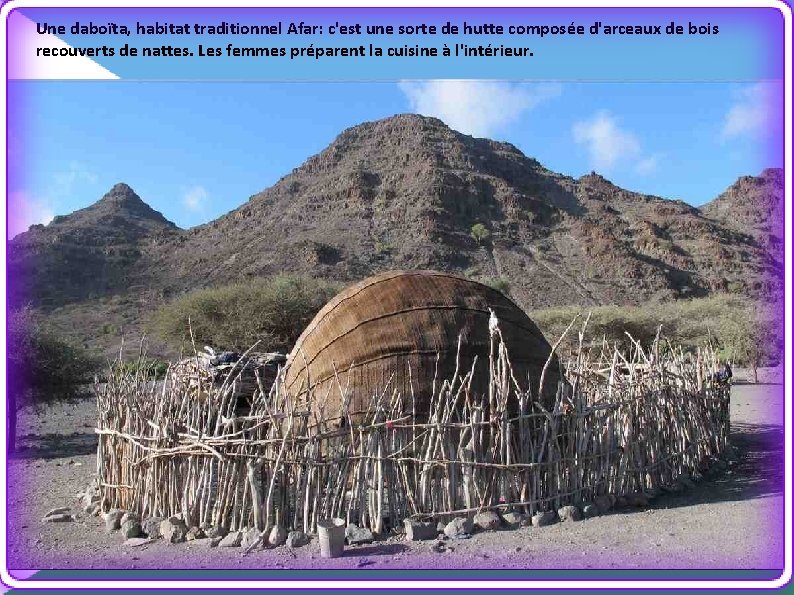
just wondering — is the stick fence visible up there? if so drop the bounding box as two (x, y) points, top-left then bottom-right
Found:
(95, 321), (730, 535)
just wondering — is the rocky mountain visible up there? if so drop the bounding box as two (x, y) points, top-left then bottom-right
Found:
(701, 168), (784, 258)
(7, 114), (784, 354)
(9, 183), (178, 308)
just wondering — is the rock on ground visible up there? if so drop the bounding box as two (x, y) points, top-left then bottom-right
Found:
(241, 528), (262, 550)
(42, 513), (73, 523)
(160, 517), (188, 544)
(120, 519), (143, 539)
(219, 531), (243, 547)
(104, 510), (125, 531)
(345, 524), (374, 545)
(141, 516), (164, 539)
(206, 526), (228, 539)
(443, 517), (473, 539)
(594, 495), (613, 514)
(186, 526), (206, 541)
(473, 511), (501, 531)
(403, 520), (438, 541)
(625, 492), (649, 507)
(501, 512), (528, 528)
(558, 505), (582, 522)
(582, 504), (600, 519)
(286, 530), (311, 548)
(531, 511), (557, 527)
(268, 525), (288, 547)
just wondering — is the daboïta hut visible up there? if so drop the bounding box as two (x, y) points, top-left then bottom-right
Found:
(283, 270), (560, 419)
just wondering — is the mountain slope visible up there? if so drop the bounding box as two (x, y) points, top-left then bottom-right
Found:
(701, 168), (784, 259)
(8, 183), (181, 307)
(8, 115), (783, 355)
(156, 114), (781, 308)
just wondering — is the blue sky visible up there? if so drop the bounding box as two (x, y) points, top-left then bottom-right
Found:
(7, 80), (783, 236)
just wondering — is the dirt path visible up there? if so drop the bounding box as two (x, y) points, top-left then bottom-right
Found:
(6, 381), (785, 573)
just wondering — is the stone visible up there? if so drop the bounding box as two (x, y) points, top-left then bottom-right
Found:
(614, 496), (628, 508)
(207, 536), (224, 548)
(431, 540), (447, 553)
(473, 510), (501, 531)
(677, 475), (696, 490)
(123, 537), (154, 547)
(722, 444), (738, 462)
(186, 526), (206, 541)
(443, 517), (473, 539)
(205, 526), (228, 539)
(141, 516), (164, 539)
(45, 507), (71, 517)
(104, 509), (125, 531)
(120, 512), (140, 527)
(160, 517), (188, 544)
(219, 531), (243, 547)
(531, 511), (557, 528)
(403, 520), (438, 541)
(594, 495), (613, 514)
(662, 483), (684, 495)
(83, 503), (99, 515)
(121, 519), (143, 539)
(557, 505), (582, 522)
(286, 530), (311, 548)
(42, 513), (73, 523)
(501, 512), (528, 528)
(345, 524), (374, 545)
(241, 528), (262, 550)
(268, 525), (288, 547)
(80, 492), (100, 509)
(436, 521), (446, 533)
(582, 504), (600, 519)
(625, 492), (649, 507)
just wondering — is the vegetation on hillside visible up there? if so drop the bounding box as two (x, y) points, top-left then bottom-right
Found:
(148, 274), (340, 354)
(530, 295), (781, 380)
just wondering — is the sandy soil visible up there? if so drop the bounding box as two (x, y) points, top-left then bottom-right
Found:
(6, 379), (786, 574)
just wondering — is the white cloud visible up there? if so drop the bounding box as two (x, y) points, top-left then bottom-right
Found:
(182, 185), (209, 212)
(53, 161), (99, 196)
(722, 82), (780, 140)
(398, 80), (561, 138)
(635, 154), (660, 176)
(8, 191), (55, 238)
(572, 111), (658, 176)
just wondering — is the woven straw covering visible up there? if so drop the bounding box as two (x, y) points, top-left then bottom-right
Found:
(284, 270), (559, 418)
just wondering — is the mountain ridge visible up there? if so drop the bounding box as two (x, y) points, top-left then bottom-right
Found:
(8, 114), (784, 355)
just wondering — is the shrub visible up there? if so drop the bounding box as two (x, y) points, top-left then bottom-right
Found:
(529, 295), (782, 371)
(7, 308), (99, 453)
(482, 277), (511, 296)
(374, 241), (394, 255)
(470, 223), (491, 245)
(148, 274), (340, 354)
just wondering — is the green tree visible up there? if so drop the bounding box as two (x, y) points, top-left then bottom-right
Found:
(720, 310), (778, 383)
(470, 223), (491, 246)
(148, 274), (339, 353)
(7, 309), (98, 454)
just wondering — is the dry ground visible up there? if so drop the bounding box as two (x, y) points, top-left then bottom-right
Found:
(6, 377), (786, 574)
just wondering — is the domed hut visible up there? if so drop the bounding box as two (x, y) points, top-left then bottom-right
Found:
(283, 270), (560, 420)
